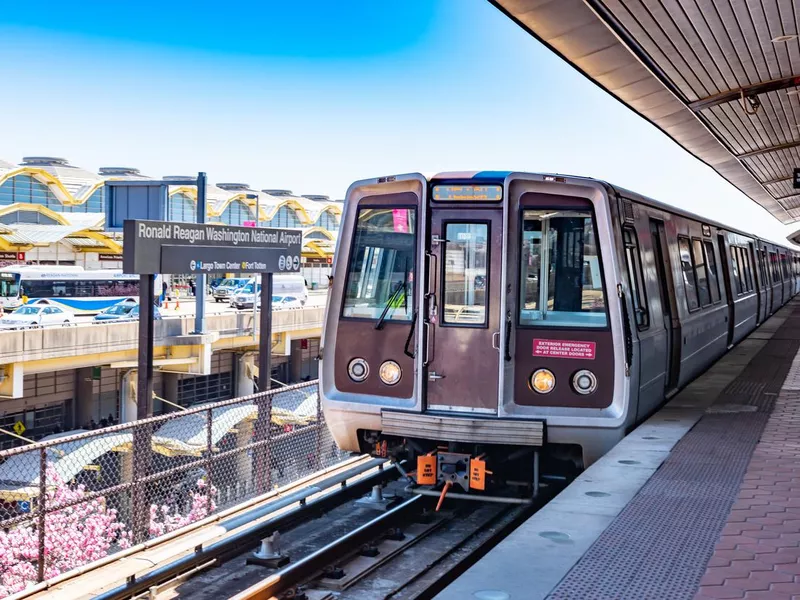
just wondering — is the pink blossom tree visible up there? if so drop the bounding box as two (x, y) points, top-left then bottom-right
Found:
(0, 470), (130, 598)
(148, 478), (217, 538)
(0, 473), (218, 598)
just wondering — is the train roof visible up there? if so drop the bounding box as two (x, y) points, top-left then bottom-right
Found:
(421, 171), (797, 253)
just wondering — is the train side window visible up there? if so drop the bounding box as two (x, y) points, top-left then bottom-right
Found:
(692, 238), (711, 306)
(703, 241), (720, 303)
(678, 236), (699, 311)
(623, 228), (649, 329)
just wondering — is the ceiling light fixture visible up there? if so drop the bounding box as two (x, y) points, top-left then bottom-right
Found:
(772, 34), (799, 43)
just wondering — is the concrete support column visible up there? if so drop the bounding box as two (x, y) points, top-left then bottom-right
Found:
(75, 367), (94, 429)
(162, 372), (180, 413)
(237, 353), (255, 397)
(235, 419), (254, 496)
(120, 370), (137, 424)
(290, 340), (303, 383)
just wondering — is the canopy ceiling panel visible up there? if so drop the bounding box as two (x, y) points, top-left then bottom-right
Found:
(491, 0), (800, 223)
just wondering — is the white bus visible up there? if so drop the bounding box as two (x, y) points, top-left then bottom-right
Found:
(0, 266), (160, 314)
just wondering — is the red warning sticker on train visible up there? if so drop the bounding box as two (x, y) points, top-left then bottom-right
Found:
(532, 339), (596, 360)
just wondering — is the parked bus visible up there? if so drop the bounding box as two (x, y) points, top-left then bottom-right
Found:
(0, 266), (160, 314)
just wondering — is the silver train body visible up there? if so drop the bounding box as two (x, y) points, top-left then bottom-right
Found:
(320, 172), (799, 473)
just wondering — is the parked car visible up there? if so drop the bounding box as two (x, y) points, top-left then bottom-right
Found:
(94, 299), (162, 322)
(232, 290), (304, 311)
(212, 278), (250, 302)
(0, 304), (75, 329)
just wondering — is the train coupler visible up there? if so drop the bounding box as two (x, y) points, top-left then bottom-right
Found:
(416, 451), (492, 492)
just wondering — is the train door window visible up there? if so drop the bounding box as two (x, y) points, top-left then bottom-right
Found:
(342, 207), (416, 321)
(623, 228), (649, 329)
(519, 209), (607, 327)
(678, 237), (699, 311)
(782, 254), (789, 281)
(731, 247), (742, 295)
(742, 247), (753, 292)
(770, 251), (780, 282)
(692, 238), (711, 306)
(703, 241), (720, 303)
(737, 247), (753, 292)
(758, 250), (769, 287)
(442, 222), (489, 326)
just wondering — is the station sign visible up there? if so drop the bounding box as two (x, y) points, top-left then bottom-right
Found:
(794, 168), (800, 190)
(123, 220), (302, 275)
(98, 253), (122, 261)
(0, 252), (25, 261)
(303, 256), (333, 265)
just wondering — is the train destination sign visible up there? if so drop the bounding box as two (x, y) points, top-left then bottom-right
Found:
(123, 220), (302, 275)
(432, 184), (503, 202)
(532, 339), (596, 360)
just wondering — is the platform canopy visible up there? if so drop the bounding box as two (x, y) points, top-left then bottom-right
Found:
(491, 0), (800, 223)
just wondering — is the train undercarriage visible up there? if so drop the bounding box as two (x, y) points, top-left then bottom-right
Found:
(357, 429), (583, 505)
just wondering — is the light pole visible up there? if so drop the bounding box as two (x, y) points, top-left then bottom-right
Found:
(246, 193), (260, 340)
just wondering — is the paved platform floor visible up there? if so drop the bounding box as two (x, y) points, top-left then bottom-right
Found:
(438, 300), (800, 600)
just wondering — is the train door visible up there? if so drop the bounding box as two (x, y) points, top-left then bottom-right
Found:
(758, 248), (770, 320)
(749, 242), (761, 324)
(717, 234), (735, 347)
(424, 209), (503, 413)
(649, 219), (679, 393)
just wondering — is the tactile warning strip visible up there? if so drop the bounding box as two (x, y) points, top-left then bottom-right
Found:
(694, 383), (800, 598)
(547, 307), (800, 600)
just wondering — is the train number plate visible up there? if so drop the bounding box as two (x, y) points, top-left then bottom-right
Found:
(533, 339), (596, 360)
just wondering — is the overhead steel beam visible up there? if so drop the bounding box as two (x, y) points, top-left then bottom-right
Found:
(762, 175), (794, 186)
(688, 75), (800, 112)
(737, 140), (800, 159)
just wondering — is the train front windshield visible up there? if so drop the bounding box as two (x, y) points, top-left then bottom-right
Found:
(519, 209), (607, 327)
(343, 208), (416, 321)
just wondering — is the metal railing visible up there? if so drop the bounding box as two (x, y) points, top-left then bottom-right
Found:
(0, 380), (345, 598)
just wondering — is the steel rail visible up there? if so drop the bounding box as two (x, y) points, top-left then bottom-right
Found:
(93, 459), (398, 600)
(231, 494), (427, 600)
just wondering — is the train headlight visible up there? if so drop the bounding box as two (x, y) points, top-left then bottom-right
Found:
(530, 369), (555, 394)
(379, 360), (402, 386)
(348, 358), (369, 382)
(572, 369), (598, 395)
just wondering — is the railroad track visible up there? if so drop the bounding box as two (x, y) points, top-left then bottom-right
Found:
(147, 481), (558, 600)
(50, 456), (561, 600)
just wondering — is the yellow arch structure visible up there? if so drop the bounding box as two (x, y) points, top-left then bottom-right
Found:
(0, 168), (104, 206)
(0, 204), (120, 252)
(0, 203), (72, 225)
(302, 226), (335, 241)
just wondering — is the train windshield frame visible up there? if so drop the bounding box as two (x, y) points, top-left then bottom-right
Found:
(342, 207), (416, 322)
(518, 208), (608, 328)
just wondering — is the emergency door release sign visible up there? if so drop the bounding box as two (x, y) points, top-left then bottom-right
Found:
(533, 339), (596, 360)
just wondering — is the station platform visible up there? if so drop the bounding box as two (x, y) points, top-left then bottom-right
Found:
(438, 299), (800, 600)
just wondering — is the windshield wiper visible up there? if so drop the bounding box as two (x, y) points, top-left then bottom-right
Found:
(375, 258), (410, 331)
(375, 280), (406, 330)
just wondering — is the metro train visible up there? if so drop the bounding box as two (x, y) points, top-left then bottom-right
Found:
(320, 172), (800, 494)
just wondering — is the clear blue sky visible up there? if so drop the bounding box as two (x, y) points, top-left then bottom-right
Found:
(0, 0), (794, 242)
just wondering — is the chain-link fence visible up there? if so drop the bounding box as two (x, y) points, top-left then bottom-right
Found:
(0, 380), (346, 597)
